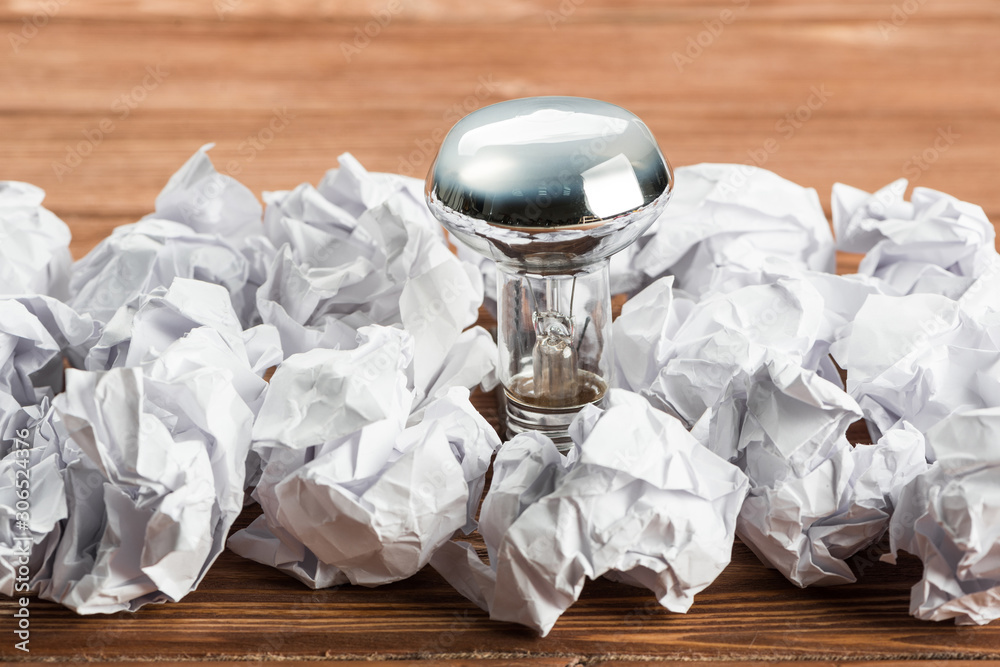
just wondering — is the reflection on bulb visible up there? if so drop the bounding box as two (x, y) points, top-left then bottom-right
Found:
(425, 96), (673, 449)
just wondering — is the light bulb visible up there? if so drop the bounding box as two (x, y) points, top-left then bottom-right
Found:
(426, 96), (673, 448)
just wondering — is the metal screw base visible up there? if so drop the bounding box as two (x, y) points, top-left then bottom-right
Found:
(496, 385), (603, 453)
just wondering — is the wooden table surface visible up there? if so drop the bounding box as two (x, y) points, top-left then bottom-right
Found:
(3, 0), (1000, 663)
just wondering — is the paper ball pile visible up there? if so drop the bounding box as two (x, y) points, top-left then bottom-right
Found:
(2, 147), (999, 635)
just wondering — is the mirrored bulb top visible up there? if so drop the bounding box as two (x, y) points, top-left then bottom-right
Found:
(426, 96), (673, 272)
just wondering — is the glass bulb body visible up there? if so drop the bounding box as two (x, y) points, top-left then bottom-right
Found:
(497, 261), (611, 445)
(424, 96), (673, 447)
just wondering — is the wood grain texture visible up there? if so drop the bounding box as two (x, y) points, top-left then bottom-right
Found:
(2, 0), (1000, 662)
(6, 521), (1000, 662)
(1, 6), (998, 261)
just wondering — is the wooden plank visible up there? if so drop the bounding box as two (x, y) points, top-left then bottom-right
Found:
(4, 21), (997, 117)
(0, 0), (998, 23)
(1, 19), (998, 259)
(4, 533), (1000, 661)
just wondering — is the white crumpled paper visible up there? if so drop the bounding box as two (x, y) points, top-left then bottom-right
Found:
(258, 153), (495, 408)
(1, 278), (274, 613)
(3, 146), (501, 614)
(144, 143), (273, 326)
(613, 273), (860, 451)
(68, 145), (271, 328)
(0, 182), (73, 300)
(67, 218), (252, 328)
(885, 408), (1000, 624)
(627, 163), (835, 299)
(0, 295), (100, 598)
(39, 278), (278, 614)
(45, 367), (233, 613)
(0, 295), (100, 419)
(831, 292), (1000, 443)
(228, 324), (500, 588)
(833, 179), (998, 300)
(612, 271), (929, 586)
(736, 411), (928, 587)
(612, 172), (1000, 606)
(84, 277), (281, 392)
(430, 389), (749, 636)
(148, 143), (265, 245)
(0, 146), (282, 613)
(0, 400), (69, 598)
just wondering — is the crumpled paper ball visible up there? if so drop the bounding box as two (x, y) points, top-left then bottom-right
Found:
(228, 325), (500, 589)
(258, 153), (496, 407)
(0, 295), (100, 599)
(67, 218), (253, 328)
(0, 295), (100, 423)
(69, 145), (272, 328)
(43, 367), (230, 612)
(831, 292), (1000, 443)
(430, 389), (749, 636)
(147, 142), (264, 245)
(833, 179), (998, 300)
(142, 143), (273, 326)
(611, 272), (928, 587)
(0, 400), (68, 598)
(84, 275), (282, 498)
(881, 408), (1000, 625)
(737, 413), (928, 587)
(9, 275), (278, 614)
(41, 295), (275, 613)
(612, 273), (853, 449)
(84, 277), (282, 409)
(625, 162), (835, 298)
(0, 182), (73, 300)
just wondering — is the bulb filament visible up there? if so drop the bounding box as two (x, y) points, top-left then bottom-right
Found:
(532, 311), (579, 406)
